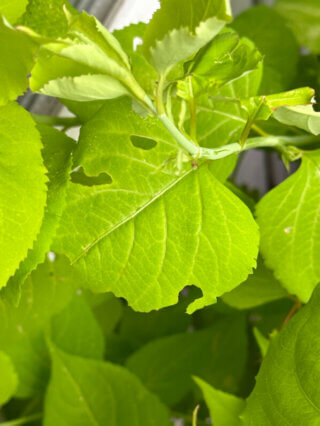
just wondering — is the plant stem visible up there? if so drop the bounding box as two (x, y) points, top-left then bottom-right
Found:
(156, 73), (167, 115)
(0, 413), (42, 426)
(170, 410), (207, 426)
(198, 135), (320, 160)
(252, 123), (269, 137)
(281, 299), (302, 330)
(32, 114), (81, 128)
(192, 405), (200, 426)
(188, 76), (197, 142)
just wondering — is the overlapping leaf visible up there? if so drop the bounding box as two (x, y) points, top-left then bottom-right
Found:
(44, 347), (171, 426)
(0, 18), (37, 105)
(0, 257), (77, 397)
(126, 316), (248, 405)
(242, 283), (320, 424)
(275, 0), (320, 53)
(53, 97), (259, 313)
(256, 150), (320, 302)
(274, 105), (320, 135)
(142, 0), (232, 73)
(232, 6), (299, 94)
(5, 125), (74, 304)
(0, 103), (47, 289)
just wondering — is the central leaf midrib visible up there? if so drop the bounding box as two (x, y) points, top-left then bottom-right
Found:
(71, 165), (196, 265)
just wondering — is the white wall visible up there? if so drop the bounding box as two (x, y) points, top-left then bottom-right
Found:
(109, 0), (160, 30)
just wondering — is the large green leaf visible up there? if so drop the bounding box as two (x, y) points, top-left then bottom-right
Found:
(232, 6), (299, 94)
(194, 376), (244, 426)
(142, 0), (232, 74)
(44, 347), (171, 426)
(53, 98), (259, 313)
(0, 351), (18, 405)
(242, 283), (320, 424)
(126, 316), (248, 405)
(6, 125), (74, 303)
(0, 257), (77, 397)
(0, 103), (47, 289)
(0, 18), (37, 105)
(256, 150), (320, 303)
(275, 0), (320, 53)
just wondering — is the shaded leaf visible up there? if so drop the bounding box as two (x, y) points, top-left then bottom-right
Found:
(194, 376), (244, 426)
(0, 351), (18, 405)
(274, 105), (320, 135)
(44, 347), (171, 426)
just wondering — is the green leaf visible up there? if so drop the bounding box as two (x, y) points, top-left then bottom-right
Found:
(44, 347), (171, 426)
(242, 283), (320, 424)
(179, 29), (262, 99)
(0, 257), (77, 397)
(256, 150), (320, 303)
(5, 125), (74, 303)
(0, 0), (28, 24)
(50, 294), (104, 360)
(275, 0), (320, 54)
(0, 103), (47, 289)
(194, 376), (245, 426)
(53, 98), (259, 313)
(232, 6), (299, 94)
(0, 351), (18, 405)
(126, 316), (248, 405)
(18, 0), (76, 38)
(142, 0), (232, 74)
(253, 328), (269, 358)
(222, 258), (287, 310)
(0, 18), (37, 105)
(29, 11), (145, 102)
(274, 105), (320, 135)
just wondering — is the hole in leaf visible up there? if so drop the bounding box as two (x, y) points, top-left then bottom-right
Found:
(71, 167), (112, 186)
(130, 135), (157, 150)
(133, 36), (143, 51)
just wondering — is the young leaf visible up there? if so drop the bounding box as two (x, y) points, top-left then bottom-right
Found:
(222, 258), (287, 310)
(232, 6), (299, 94)
(0, 257), (77, 398)
(256, 150), (320, 303)
(142, 0), (232, 74)
(6, 125), (74, 302)
(253, 328), (269, 358)
(275, 0), (320, 54)
(0, 18), (37, 105)
(242, 283), (320, 424)
(194, 376), (245, 426)
(126, 316), (248, 405)
(53, 98), (259, 314)
(0, 351), (18, 405)
(44, 347), (171, 426)
(0, 103), (47, 290)
(18, 0), (77, 37)
(274, 105), (320, 135)
(50, 294), (104, 360)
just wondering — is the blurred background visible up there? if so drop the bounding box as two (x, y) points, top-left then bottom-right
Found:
(21, 0), (290, 195)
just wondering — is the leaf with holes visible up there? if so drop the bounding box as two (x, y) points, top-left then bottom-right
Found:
(53, 97), (259, 313)
(256, 150), (320, 303)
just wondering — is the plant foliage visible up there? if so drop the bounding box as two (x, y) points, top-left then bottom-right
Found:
(0, 0), (319, 424)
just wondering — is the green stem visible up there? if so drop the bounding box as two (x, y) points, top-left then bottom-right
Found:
(156, 73), (167, 115)
(170, 411), (207, 426)
(188, 76), (197, 142)
(198, 135), (320, 161)
(32, 114), (81, 128)
(0, 413), (42, 426)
